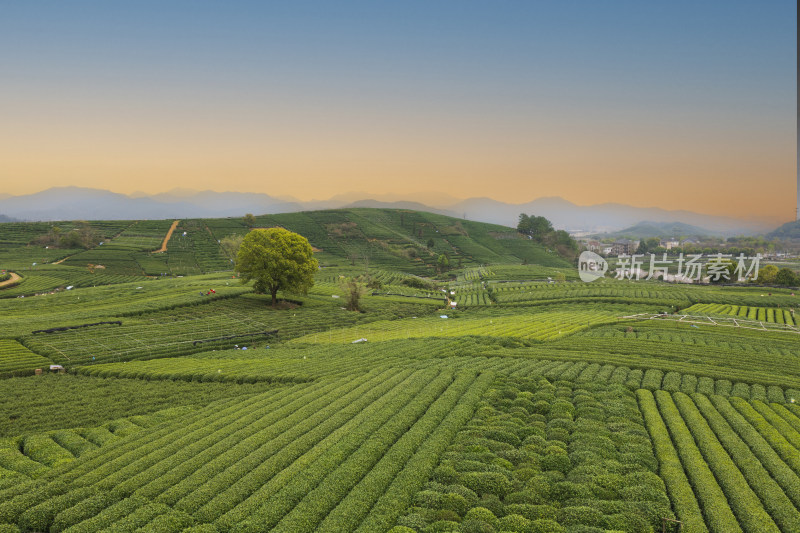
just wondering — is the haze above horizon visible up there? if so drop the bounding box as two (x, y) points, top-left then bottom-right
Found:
(1, 1), (796, 220)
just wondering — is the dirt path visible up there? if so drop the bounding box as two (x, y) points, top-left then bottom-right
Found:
(0, 272), (21, 288)
(155, 220), (181, 253)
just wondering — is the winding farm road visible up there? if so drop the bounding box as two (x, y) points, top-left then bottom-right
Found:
(0, 272), (21, 288)
(155, 220), (181, 253)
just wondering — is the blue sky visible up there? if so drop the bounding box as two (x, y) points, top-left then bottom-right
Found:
(0, 1), (796, 219)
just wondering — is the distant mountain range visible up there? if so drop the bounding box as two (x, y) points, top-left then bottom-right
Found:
(0, 186), (784, 236)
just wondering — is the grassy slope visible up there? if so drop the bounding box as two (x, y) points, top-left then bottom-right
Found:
(1, 210), (800, 532)
(0, 209), (571, 297)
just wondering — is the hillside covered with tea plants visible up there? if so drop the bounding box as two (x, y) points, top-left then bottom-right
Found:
(1, 209), (799, 533)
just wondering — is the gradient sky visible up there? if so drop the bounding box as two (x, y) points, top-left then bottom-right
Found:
(1, 1), (796, 221)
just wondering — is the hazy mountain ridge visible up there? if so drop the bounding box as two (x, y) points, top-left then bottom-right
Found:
(445, 196), (776, 236)
(0, 186), (782, 235)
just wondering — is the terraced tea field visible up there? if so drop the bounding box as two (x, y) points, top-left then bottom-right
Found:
(1, 209), (799, 532)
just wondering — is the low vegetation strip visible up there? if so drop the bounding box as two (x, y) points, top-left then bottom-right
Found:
(207, 369), (433, 528)
(637, 389), (708, 533)
(289, 307), (626, 344)
(654, 390), (742, 533)
(317, 370), (484, 532)
(31, 320), (122, 335)
(353, 371), (494, 532)
(672, 393), (781, 533)
(690, 393), (800, 532)
(245, 370), (456, 532)
(685, 303), (798, 326)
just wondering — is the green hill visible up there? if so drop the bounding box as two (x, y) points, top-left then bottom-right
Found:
(597, 220), (715, 239)
(768, 219), (800, 239)
(0, 209), (571, 297)
(3, 209), (800, 532)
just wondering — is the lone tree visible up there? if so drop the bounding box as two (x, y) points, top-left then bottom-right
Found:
(236, 228), (319, 306)
(340, 277), (366, 312)
(436, 253), (450, 274)
(220, 234), (244, 260)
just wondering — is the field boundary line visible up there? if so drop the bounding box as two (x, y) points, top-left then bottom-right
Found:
(0, 271), (21, 288)
(621, 313), (800, 335)
(155, 220), (181, 253)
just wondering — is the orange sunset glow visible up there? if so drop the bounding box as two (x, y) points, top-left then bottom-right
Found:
(0, 2), (796, 223)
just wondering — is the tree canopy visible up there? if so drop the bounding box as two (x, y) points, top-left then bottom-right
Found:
(235, 228), (319, 305)
(758, 264), (779, 284)
(775, 267), (798, 286)
(517, 214), (553, 239)
(517, 213), (579, 259)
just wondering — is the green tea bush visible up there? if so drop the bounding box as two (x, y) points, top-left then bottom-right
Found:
(653, 391), (736, 532)
(691, 394), (800, 532)
(497, 513), (530, 532)
(528, 519), (566, 533)
(624, 369), (643, 389)
(459, 472), (513, 498)
(731, 382), (751, 399)
(697, 376), (715, 395)
(715, 379), (732, 396)
(556, 506), (603, 527)
(680, 374), (698, 394)
(504, 504), (556, 521)
(464, 507), (497, 527)
(673, 392), (780, 533)
(641, 369), (663, 390)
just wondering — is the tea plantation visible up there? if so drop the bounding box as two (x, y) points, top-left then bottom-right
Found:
(0, 208), (799, 532)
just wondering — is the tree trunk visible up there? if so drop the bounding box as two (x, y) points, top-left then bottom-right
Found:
(271, 286), (278, 306)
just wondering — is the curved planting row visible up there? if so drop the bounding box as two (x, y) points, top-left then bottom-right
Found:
(289, 306), (624, 345)
(0, 367), (494, 532)
(233, 371), (469, 532)
(0, 340), (52, 378)
(0, 407), (198, 480)
(502, 357), (799, 405)
(637, 390), (707, 532)
(689, 394), (800, 532)
(0, 374), (374, 530)
(671, 393), (782, 532)
(648, 389), (800, 533)
(727, 398), (800, 476)
(76, 358), (314, 385)
(653, 390), (742, 533)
